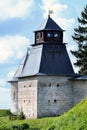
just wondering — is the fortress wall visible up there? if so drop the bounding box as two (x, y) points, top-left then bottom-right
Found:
(11, 82), (18, 115)
(11, 76), (87, 119)
(37, 76), (73, 118)
(73, 80), (87, 105)
(18, 77), (38, 119)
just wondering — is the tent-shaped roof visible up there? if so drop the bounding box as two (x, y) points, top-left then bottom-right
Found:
(10, 44), (75, 80)
(10, 16), (76, 82)
(35, 16), (63, 32)
(9, 53), (28, 82)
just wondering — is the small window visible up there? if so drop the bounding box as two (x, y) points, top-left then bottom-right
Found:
(57, 84), (60, 87)
(24, 100), (25, 103)
(54, 99), (57, 103)
(47, 32), (53, 37)
(29, 85), (31, 87)
(24, 85), (26, 88)
(54, 32), (60, 38)
(36, 32), (40, 39)
(49, 84), (51, 87)
(48, 100), (50, 103)
(29, 100), (30, 103)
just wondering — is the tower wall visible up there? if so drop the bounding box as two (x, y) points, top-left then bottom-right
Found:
(18, 77), (38, 119)
(11, 82), (18, 115)
(37, 76), (74, 118)
(73, 80), (87, 105)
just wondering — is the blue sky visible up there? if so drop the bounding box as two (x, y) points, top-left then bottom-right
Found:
(0, 0), (87, 109)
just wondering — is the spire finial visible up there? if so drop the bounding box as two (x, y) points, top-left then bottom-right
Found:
(48, 9), (53, 17)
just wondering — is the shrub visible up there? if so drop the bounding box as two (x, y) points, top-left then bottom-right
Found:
(48, 125), (55, 130)
(17, 111), (25, 120)
(11, 123), (29, 130)
(20, 123), (29, 129)
(11, 125), (19, 130)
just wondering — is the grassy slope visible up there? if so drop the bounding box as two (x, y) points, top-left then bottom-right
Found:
(0, 99), (87, 129)
(51, 99), (87, 130)
(0, 109), (10, 117)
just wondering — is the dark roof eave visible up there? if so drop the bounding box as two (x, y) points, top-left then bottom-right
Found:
(8, 80), (18, 83)
(34, 29), (65, 32)
(30, 42), (67, 47)
(17, 73), (77, 79)
(8, 78), (18, 83)
(70, 77), (87, 81)
(70, 78), (87, 81)
(69, 74), (87, 81)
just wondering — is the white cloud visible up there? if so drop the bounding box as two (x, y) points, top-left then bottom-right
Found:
(0, 79), (6, 87)
(41, 0), (75, 30)
(0, 0), (34, 20)
(41, 0), (67, 18)
(0, 35), (30, 63)
(56, 18), (75, 30)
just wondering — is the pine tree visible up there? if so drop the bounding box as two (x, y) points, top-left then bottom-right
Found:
(71, 5), (87, 74)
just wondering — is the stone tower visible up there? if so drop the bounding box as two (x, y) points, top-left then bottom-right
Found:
(10, 15), (76, 118)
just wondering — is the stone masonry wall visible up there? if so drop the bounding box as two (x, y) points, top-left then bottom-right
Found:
(73, 80), (87, 105)
(37, 76), (73, 118)
(11, 82), (18, 115)
(11, 75), (87, 119)
(18, 77), (38, 119)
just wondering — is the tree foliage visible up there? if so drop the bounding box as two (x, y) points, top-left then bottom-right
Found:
(71, 5), (87, 74)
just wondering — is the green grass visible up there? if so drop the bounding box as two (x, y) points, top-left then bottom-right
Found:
(0, 99), (87, 129)
(0, 109), (10, 117)
(52, 99), (87, 130)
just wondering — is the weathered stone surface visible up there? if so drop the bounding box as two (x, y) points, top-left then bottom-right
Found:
(72, 80), (87, 105)
(11, 76), (87, 119)
(18, 77), (38, 119)
(11, 82), (18, 115)
(37, 76), (73, 117)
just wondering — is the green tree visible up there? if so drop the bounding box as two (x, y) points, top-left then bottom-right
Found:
(71, 5), (87, 74)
